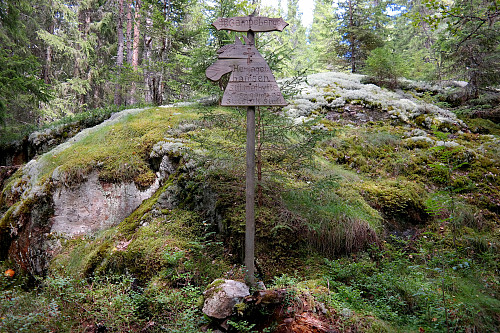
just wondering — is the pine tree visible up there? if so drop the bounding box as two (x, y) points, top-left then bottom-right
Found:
(438, 0), (499, 98)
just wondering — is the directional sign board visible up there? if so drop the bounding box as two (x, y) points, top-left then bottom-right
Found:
(212, 16), (288, 32)
(206, 15), (288, 107)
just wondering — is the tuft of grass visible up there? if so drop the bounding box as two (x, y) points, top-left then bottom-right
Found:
(283, 175), (382, 257)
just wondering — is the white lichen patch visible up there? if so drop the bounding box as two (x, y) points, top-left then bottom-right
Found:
(435, 141), (461, 148)
(150, 138), (186, 158)
(281, 72), (467, 130)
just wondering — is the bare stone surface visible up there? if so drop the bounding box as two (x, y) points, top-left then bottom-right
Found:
(202, 279), (250, 319)
(50, 172), (159, 236)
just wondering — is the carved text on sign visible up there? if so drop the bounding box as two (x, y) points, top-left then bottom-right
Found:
(206, 37), (287, 106)
(212, 16), (288, 32)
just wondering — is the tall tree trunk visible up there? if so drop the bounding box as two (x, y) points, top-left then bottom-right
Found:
(130, 0), (141, 105)
(126, 0), (133, 65)
(155, 0), (171, 105)
(348, 0), (356, 73)
(43, 0), (54, 84)
(143, 11), (152, 104)
(115, 0), (125, 106)
(132, 0), (141, 71)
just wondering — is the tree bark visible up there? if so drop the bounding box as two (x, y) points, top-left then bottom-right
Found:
(143, 10), (153, 104)
(132, 0), (141, 71)
(43, 0), (54, 84)
(130, 0), (141, 105)
(348, 0), (356, 73)
(114, 0), (125, 106)
(126, 0), (133, 65)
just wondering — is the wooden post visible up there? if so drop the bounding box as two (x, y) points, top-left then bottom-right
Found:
(245, 104), (256, 286)
(245, 29), (256, 286)
(205, 15), (288, 287)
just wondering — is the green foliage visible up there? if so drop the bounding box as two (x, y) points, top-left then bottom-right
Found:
(335, 0), (385, 72)
(0, 0), (51, 127)
(320, 235), (500, 331)
(0, 103), (125, 146)
(194, 106), (327, 177)
(309, 0), (341, 71)
(227, 319), (257, 333)
(272, 273), (299, 288)
(414, 0), (500, 98)
(365, 45), (408, 87)
(0, 271), (207, 333)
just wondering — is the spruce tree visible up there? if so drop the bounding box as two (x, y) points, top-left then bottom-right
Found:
(0, 0), (50, 128)
(336, 0), (384, 72)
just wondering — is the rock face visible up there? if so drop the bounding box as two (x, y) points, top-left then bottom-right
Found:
(51, 172), (159, 236)
(202, 279), (250, 319)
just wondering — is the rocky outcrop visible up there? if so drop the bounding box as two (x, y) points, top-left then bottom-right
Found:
(281, 72), (467, 131)
(2, 172), (161, 275)
(0, 108), (173, 276)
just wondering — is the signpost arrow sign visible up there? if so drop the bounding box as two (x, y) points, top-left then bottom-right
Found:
(212, 16), (288, 32)
(205, 36), (287, 107)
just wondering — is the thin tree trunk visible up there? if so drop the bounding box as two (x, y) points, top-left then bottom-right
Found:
(126, 0), (133, 65)
(143, 10), (153, 104)
(43, 0), (54, 84)
(348, 0), (356, 73)
(130, 0), (141, 105)
(115, 0), (125, 106)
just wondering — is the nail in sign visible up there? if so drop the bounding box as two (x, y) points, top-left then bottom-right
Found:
(206, 15), (288, 107)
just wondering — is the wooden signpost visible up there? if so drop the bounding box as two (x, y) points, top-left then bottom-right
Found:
(206, 13), (288, 286)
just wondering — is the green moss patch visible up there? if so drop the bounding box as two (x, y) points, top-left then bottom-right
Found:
(30, 107), (199, 188)
(358, 179), (429, 225)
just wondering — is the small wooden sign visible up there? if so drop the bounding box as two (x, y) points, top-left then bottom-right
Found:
(206, 33), (287, 106)
(212, 16), (288, 32)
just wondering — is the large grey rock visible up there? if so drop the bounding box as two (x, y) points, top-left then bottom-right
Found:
(202, 279), (250, 319)
(50, 172), (159, 236)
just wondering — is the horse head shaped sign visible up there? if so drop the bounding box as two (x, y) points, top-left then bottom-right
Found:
(206, 16), (288, 107)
